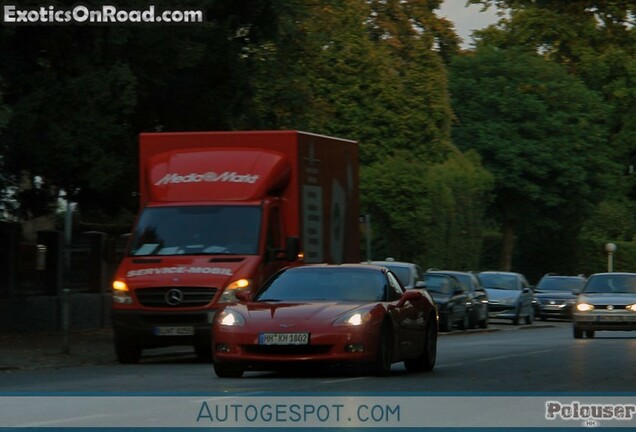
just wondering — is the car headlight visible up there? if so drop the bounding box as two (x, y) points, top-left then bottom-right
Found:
(218, 278), (252, 303)
(333, 311), (372, 326)
(626, 304), (636, 312)
(112, 280), (133, 305)
(576, 303), (594, 312)
(217, 309), (245, 327)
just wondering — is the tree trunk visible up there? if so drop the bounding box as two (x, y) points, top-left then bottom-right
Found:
(500, 218), (515, 271)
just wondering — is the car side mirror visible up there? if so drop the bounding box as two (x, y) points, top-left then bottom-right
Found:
(236, 290), (252, 302)
(396, 289), (423, 307)
(523, 287), (531, 294)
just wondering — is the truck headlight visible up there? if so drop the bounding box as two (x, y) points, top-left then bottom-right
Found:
(217, 309), (245, 327)
(112, 280), (133, 305)
(219, 279), (252, 303)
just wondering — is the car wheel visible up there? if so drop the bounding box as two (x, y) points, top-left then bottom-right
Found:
(373, 323), (393, 376)
(213, 362), (244, 378)
(573, 326), (583, 339)
(405, 314), (438, 373)
(439, 315), (451, 333)
(512, 314), (520, 325)
(195, 340), (213, 363)
(114, 334), (141, 364)
(585, 330), (595, 339)
(525, 309), (533, 325)
(459, 313), (470, 331)
(479, 312), (488, 329)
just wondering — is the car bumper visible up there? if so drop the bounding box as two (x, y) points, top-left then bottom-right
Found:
(213, 325), (381, 370)
(535, 304), (574, 319)
(112, 309), (217, 348)
(573, 312), (636, 331)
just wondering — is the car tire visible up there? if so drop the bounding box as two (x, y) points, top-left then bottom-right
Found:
(525, 309), (533, 325)
(573, 326), (583, 339)
(585, 330), (595, 339)
(213, 362), (244, 378)
(439, 315), (451, 333)
(479, 313), (488, 329)
(114, 334), (141, 364)
(404, 315), (437, 373)
(373, 323), (393, 376)
(459, 313), (470, 331)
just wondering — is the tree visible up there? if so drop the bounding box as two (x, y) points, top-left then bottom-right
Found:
(450, 46), (612, 270)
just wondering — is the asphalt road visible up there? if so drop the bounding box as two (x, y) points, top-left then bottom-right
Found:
(2, 320), (635, 393)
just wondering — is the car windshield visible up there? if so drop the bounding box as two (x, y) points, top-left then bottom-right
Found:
(423, 275), (453, 295)
(255, 268), (386, 302)
(128, 205), (261, 256)
(382, 265), (411, 287)
(478, 273), (519, 290)
(536, 277), (584, 291)
(583, 274), (636, 294)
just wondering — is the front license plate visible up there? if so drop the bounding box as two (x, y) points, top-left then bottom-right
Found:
(154, 326), (195, 336)
(598, 316), (623, 322)
(259, 333), (309, 345)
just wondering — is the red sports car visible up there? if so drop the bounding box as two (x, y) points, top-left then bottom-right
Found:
(212, 264), (438, 377)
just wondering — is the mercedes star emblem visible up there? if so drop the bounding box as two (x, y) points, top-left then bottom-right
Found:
(165, 288), (184, 306)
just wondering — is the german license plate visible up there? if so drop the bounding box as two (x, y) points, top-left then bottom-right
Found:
(259, 333), (309, 345)
(599, 316), (622, 322)
(154, 326), (195, 336)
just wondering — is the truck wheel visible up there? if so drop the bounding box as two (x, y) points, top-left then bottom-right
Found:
(114, 335), (141, 364)
(213, 362), (244, 378)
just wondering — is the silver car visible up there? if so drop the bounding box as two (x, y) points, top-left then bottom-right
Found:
(572, 272), (636, 339)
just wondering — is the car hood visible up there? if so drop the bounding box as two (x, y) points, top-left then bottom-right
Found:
(428, 293), (451, 305)
(534, 291), (577, 301)
(578, 293), (636, 305)
(236, 301), (373, 321)
(484, 289), (521, 301)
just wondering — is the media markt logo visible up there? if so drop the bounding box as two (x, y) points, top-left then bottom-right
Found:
(155, 172), (260, 186)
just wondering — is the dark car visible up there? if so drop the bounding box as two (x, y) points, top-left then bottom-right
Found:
(572, 272), (636, 339)
(533, 274), (586, 320)
(212, 264), (438, 377)
(478, 271), (534, 325)
(427, 270), (489, 329)
(422, 273), (471, 332)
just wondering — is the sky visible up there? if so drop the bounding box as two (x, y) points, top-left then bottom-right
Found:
(438, 0), (501, 48)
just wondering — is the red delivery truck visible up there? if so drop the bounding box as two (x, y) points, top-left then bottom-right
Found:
(111, 130), (360, 363)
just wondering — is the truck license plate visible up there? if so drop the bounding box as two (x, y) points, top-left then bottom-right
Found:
(154, 326), (195, 336)
(259, 333), (309, 345)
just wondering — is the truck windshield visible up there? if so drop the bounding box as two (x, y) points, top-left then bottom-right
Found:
(128, 205), (261, 256)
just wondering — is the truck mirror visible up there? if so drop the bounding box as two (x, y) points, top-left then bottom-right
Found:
(285, 236), (300, 262)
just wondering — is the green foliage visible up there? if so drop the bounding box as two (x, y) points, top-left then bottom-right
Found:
(450, 46), (613, 269)
(581, 200), (636, 242)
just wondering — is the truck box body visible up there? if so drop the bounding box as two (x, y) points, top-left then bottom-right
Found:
(111, 131), (360, 362)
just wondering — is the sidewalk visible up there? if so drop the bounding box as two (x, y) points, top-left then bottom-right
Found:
(0, 328), (117, 372)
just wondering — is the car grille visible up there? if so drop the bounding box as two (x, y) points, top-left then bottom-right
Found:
(243, 345), (332, 355)
(136, 287), (217, 308)
(538, 299), (567, 305)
